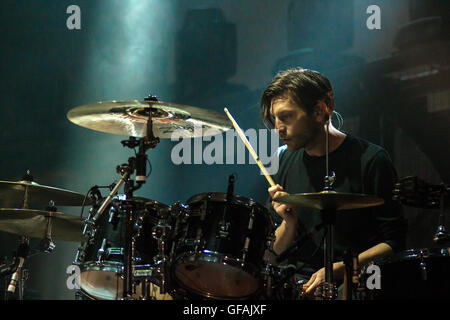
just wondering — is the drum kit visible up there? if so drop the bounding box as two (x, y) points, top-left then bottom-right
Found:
(0, 96), (449, 300)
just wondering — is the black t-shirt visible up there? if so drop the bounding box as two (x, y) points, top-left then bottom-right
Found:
(270, 134), (407, 274)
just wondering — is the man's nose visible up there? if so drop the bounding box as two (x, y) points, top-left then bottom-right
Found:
(275, 121), (286, 134)
(274, 118), (282, 131)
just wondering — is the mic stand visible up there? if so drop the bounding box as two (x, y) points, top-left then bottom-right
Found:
(7, 237), (30, 300)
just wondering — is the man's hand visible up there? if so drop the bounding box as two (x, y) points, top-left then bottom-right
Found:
(268, 184), (297, 226)
(303, 262), (345, 296)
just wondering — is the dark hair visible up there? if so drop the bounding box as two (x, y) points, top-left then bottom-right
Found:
(261, 67), (334, 127)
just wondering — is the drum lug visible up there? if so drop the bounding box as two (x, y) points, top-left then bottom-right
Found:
(97, 238), (108, 262)
(74, 243), (87, 263)
(218, 222), (231, 238)
(419, 250), (427, 281)
(134, 216), (144, 237)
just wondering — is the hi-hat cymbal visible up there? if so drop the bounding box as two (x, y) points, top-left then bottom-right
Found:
(0, 180), (91, 208)
(273, 191), (385, 211)
(67, 100), (232, 138)
(0, 208), (85, 242)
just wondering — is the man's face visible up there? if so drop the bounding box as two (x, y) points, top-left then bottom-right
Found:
(270, 96), (321, 151)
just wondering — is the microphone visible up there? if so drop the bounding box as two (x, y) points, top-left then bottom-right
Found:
(135, 139), (147, 185)
(7, 239), (30, 296)
(226, 174), (235, 202)
(7, 257), (24, 295)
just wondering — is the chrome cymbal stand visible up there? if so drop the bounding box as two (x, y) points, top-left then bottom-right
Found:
(320, 117), (338, 300)
(82, 95), (160, 299)
(151, 206), (172, 296)
(433, 184), (450, 245)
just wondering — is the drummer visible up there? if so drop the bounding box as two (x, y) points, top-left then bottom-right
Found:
(262, 68), (407, 297)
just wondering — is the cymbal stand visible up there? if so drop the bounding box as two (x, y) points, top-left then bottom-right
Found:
(39, 201), (57, 253)
(83, 95), (160, 299)
(433, 184), (450, 245)
(319, 118), (338, 300)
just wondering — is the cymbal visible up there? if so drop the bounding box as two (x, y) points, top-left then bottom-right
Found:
(273, 191), (385, 211)
(67, 100), (232, 138)
(0, 180), (91, 208)
(0, 208), (85, 242)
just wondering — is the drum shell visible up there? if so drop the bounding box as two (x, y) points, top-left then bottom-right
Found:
(171, 192), (274, 299)
(75, 199), (171, 300)
(364, 248), (450, 299)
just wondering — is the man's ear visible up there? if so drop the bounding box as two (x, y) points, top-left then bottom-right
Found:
(315, 101), (329, 119)
(314, 100), (333, 121)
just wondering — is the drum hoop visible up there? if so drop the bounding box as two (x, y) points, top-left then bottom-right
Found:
(186, 192), (261, 208)
(375, 247), (450, 265)
(174, 250), (259, 277)
(79, 261), (123, 274)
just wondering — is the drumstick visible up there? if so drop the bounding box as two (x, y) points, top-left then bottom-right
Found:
(224, 107), (276, 187)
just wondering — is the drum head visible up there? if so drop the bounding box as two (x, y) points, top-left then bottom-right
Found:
(80, 270), (173, 300)
(174, 252), (259, 299)
(80, 265), (122, 300)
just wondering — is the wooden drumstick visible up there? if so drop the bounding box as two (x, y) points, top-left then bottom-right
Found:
(224, 107), (276, 187)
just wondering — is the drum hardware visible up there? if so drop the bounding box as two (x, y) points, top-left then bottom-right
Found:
(342, 248), (360, 300)
(151, 213), (172, 295)
(262, 233), (276, 299)
(0, 259), (18, 278)
(264, 264), (308, 300)
(78, 95), (161, 300)
(434, 189), (450, 245)
(38, 201), (58, 253)
(416, 249), (430, 282)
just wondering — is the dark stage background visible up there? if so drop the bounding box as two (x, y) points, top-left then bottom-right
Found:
(0, 0), (449, 299)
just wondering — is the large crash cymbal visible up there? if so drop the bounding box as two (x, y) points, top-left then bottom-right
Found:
(273, 190), (385, 211)
(0, 180), (91, 208)
(67, 100), (232, 138)
(0, 208), (85, 242)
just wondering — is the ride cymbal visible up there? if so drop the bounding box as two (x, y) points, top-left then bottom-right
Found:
(273, 191), (384, 211)
(67, 100), (232, 138)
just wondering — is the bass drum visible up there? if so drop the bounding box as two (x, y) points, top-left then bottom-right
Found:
(77, 281), (173, 300)
(75, 198), (173, 300)
(171, 192), (274, 300)
(363, 248), (450, 299)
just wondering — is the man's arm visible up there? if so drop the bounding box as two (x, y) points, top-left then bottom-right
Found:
(273, 218), (298, 255)
(268, 184), (299, 255)
(303, 242), (393, 295)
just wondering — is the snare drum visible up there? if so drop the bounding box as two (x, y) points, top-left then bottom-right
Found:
(75, 198), (172, 300)
(363, 248), (450, 299)
(171, 192), (274, 299)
